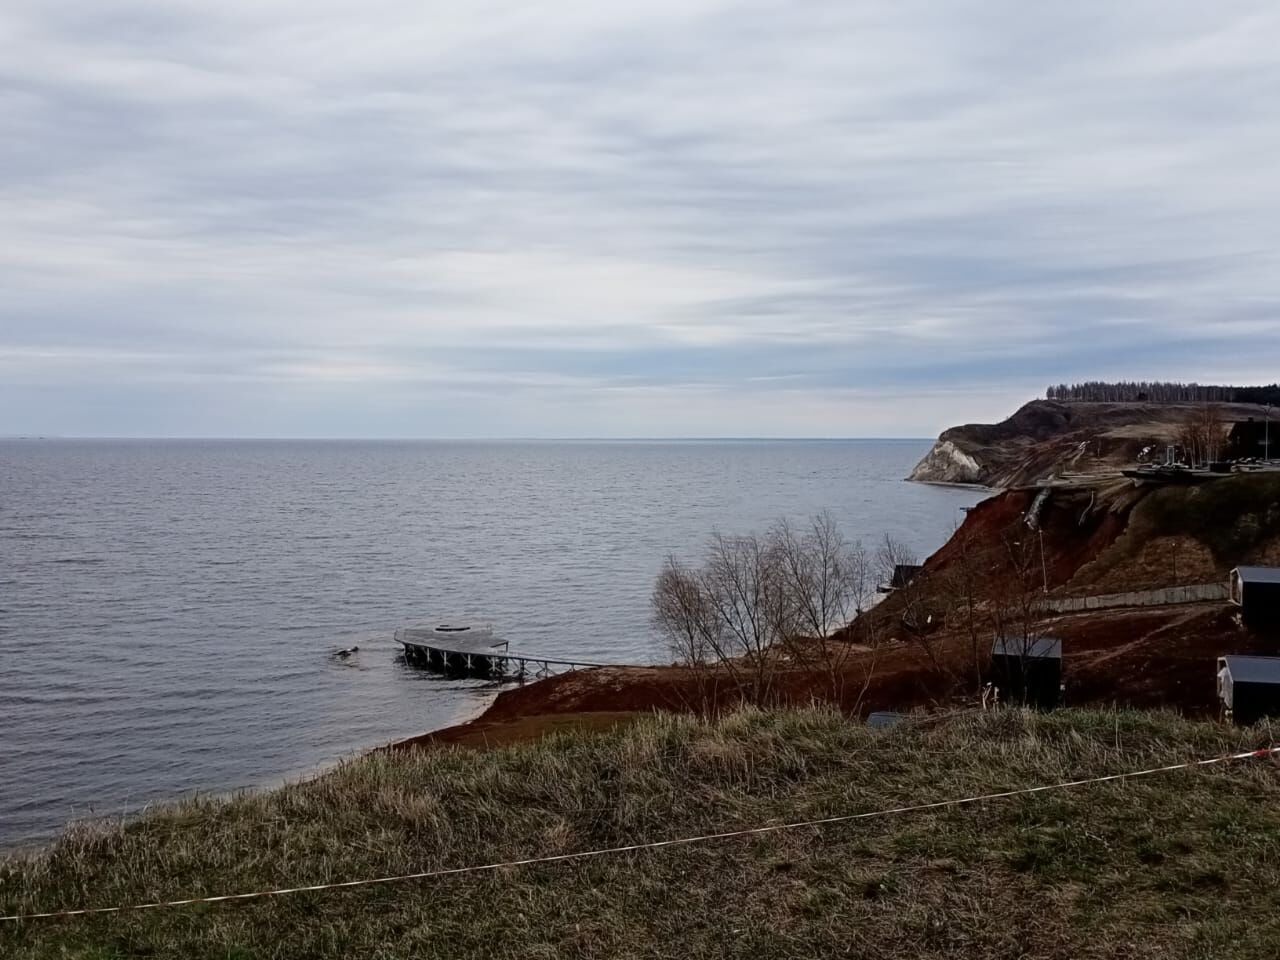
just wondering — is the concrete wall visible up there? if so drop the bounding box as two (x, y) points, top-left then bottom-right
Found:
(1044, 582), (1229, 614)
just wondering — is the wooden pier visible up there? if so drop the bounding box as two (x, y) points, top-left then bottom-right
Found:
(395, 624), (611, 681)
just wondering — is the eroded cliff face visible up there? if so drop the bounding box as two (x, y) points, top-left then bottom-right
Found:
(908, 400), (1080, 487)
(916, 474), (1280, 597)
(906, 439), (984, 485)
(910, 398), (1271, 489)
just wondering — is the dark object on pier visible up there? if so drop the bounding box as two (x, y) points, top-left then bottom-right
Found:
(1230, 566), (1280, 633)
(987, 636), (1062, 709)
(1217, 655), (1280, 725)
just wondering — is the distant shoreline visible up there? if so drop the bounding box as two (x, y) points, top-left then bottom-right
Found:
(1, 435), (936, 444)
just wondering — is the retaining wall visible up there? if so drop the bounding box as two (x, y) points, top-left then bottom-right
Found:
(1044, 582), (1229, 614)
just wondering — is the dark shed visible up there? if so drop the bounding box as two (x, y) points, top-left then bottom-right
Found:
(891, 564), (923, 588)
(878, 564), (924, 594)
(1217, 655), (1280, 725)
(1227, 418), (1273, 460)
(988, 636), (1062, 709)
(1230, 567), (1280, 632)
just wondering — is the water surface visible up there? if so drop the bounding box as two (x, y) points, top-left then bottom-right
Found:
(0, 439), (983, 846)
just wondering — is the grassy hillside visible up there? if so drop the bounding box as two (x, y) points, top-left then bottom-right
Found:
(913, 473), (1280, 599)
(1068, 474), (1280, 592)
(4, 708), (1280, 959)
(1132, 474), (1280, 563)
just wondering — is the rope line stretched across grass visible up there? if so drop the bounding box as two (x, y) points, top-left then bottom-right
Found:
(4, 744), (1277, 923)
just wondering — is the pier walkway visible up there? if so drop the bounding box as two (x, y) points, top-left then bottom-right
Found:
(395, 625), (615, 681)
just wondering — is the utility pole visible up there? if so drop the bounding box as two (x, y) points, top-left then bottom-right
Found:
(1039, 528), (1048, 594)
(1267, 404), (1272, 462)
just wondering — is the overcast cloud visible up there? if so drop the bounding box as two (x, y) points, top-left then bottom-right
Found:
(3, 1), (1279, 437)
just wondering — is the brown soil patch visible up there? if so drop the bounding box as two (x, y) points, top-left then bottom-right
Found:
(1050, 604), (1264, 713)
(394, 602), (1275, 754)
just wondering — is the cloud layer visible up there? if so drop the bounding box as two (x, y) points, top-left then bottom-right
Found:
(4, 1), (1279, 436)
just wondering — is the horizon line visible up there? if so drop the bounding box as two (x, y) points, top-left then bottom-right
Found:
(1, 435), (934, 443)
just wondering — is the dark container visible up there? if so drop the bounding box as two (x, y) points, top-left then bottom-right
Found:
(1230, 567), (1280, 633)
(1218, 655), (1280, 725)
(988, 636), (1062, 709)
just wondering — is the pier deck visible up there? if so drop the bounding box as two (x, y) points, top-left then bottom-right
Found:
(396, 625), (612, 681)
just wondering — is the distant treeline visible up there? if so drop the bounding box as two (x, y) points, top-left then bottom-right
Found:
(1046, 382), (1280, 405)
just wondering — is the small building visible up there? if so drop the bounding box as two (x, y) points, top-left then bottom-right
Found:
(892, 564), (923, 588)
(1217, 655), (1280, 725)
(1227, 418), (1273, 460)
(878, 564), (923, 594)
(1230, 567), (1280, 631)
(988, 636), (1062, 709)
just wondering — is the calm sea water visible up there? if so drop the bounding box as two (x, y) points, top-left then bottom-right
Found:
(0, 439), (982, 847)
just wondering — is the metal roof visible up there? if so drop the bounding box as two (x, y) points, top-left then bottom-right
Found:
(1233, 566), (1280, 585)
(992, 636), (1062, 659)
(396, 623), (504, 653)
(1220, 655), (1280, 684)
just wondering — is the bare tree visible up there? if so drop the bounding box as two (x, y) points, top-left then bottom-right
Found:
(651, 530), (789, 707)
(937, 523), (992, 694)
(771, 512), (877, 702)
(652, 556), (726, 713)
(1200, 403), (1227, 464)
(652, 513), (879, 710)
(986, 527), (1050, 696)
(700, 530), (793, 703)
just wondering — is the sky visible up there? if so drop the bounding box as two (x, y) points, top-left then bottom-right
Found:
(3, 1), (1279, 438)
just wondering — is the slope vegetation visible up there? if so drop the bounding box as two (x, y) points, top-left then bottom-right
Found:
(922, 473), (1280, 595)
(4, 708), (1280, 959)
